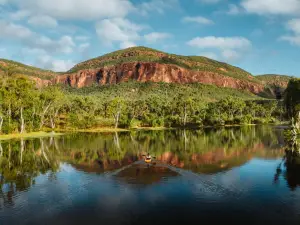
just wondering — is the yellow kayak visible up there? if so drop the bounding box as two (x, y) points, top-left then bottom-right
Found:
(145, 158), (152, 163)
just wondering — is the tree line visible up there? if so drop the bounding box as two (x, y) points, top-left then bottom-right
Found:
(0, 77), (285, 134)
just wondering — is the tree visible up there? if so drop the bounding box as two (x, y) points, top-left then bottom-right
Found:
(3, 65), (18, 78)
(108, 97), (126, 128)
(285, 79), (300, 119)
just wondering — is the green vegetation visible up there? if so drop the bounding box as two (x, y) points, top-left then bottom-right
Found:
(0, 131), (63, 141)
(0, 59), (57, 80)
(283, 78), (300, 149)
(0, 76), (286, 135)
(256, 74), (294, 84)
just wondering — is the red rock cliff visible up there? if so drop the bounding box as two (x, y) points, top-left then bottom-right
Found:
(52, 62), (265, 94)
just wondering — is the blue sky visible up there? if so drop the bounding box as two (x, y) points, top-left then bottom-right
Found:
(0, 0), (300, 76)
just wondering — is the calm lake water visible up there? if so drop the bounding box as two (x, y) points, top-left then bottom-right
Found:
(1, 126), (300, 225)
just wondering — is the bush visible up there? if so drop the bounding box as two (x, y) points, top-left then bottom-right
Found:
(129, 119), (142, 128)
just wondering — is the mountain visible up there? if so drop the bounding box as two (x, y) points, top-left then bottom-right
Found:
(0, 47), (294, 96)
(256, 74), (294, 87)
(0, 58), (57, 86)
(256, 74), (294, 99)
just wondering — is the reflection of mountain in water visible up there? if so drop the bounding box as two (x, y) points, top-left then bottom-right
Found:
(59, 126), (284, 174)
(0, 126), (285, 197)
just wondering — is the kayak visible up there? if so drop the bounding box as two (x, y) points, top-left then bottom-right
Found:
(145, 158), (152, 163)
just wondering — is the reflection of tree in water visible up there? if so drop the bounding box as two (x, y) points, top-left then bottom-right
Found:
(58, 126), (284, 174)
(275, 138), (300, 191)
(0, 138), (60, 206)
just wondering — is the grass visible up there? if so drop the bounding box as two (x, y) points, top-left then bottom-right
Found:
(0, 131), (64, 141)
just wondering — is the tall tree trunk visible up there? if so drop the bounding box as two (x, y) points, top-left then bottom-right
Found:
(114, 112), (120, 128)
(50, 109), (59, 130)
(0, 142), (3, 157)
(50, 116), (55, 130)
(0, 116), (3, 134)
(183, 104), (187, 127)
(8, 104), (11, 133)
(20, 107), (25, 134)
(40, 103), (52, 130)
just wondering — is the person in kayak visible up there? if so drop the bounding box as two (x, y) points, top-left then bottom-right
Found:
(143, 153), (155, 163)
(145, 153), (152, 163)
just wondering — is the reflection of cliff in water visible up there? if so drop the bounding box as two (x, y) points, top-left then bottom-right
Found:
(114, 162), (179, 186)
(59, 126), (284, 174)
(0, 126), (285, 197)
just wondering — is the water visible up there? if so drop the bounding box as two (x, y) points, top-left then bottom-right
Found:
(1, 126), (300, 225)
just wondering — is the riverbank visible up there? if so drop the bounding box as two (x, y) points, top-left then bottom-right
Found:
(0, 122), (289, 141)
(0, 131), (64, 141)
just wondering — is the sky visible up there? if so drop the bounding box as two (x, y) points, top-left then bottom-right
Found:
(0, 0), (300, 76)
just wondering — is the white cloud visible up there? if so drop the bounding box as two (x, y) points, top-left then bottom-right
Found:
(34, 35), (75, 53)
(0, 0), (7, 4)
(10, 10), (31, 20)
(0, 20), (75, 54)
(21, 47), (46, 55)
(187, 36), (251, 50)
(75, 36), (90, 42)
(0, 20), (33, 39)
(28, 15), (58, 28)
(78, 43), (90, 52)
(51, 59), (75, 71)
(227, 4), (243, 15)
(280, 19), (300, 46)
(182, 16), (214, 25)
(221, 49), (240, 62)
(120, 41), (136, 49)
(37, 55), (75, 72)
(96, 18), (144, 48)
(201, 52), (218, 60)
(144, 32), (171, 43)
(286, 19), (300, 34)
(241, 0), (300, 15)
(12, 0), (134, 20)
(280, 35), (300, 46)
(188, 36), (251, 63)
(139, 0), (180, 15)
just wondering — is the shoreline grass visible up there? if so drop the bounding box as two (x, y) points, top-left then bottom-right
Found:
(0, 123), (289, 140)
(0, 131), (64, 141)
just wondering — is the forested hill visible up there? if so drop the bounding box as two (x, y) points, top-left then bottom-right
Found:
(256, 74), (294, 86)
(0, 46), (294, 96)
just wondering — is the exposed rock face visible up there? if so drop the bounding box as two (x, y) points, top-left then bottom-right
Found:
(53, 62), (265, 93)
(30, 77), (52, 88)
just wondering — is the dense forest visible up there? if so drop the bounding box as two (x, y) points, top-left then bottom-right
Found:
(0, 76), (286, 135)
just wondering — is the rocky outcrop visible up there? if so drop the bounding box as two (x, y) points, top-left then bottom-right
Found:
(30, 77), (52, 88)
(53, 62), (265, 94)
